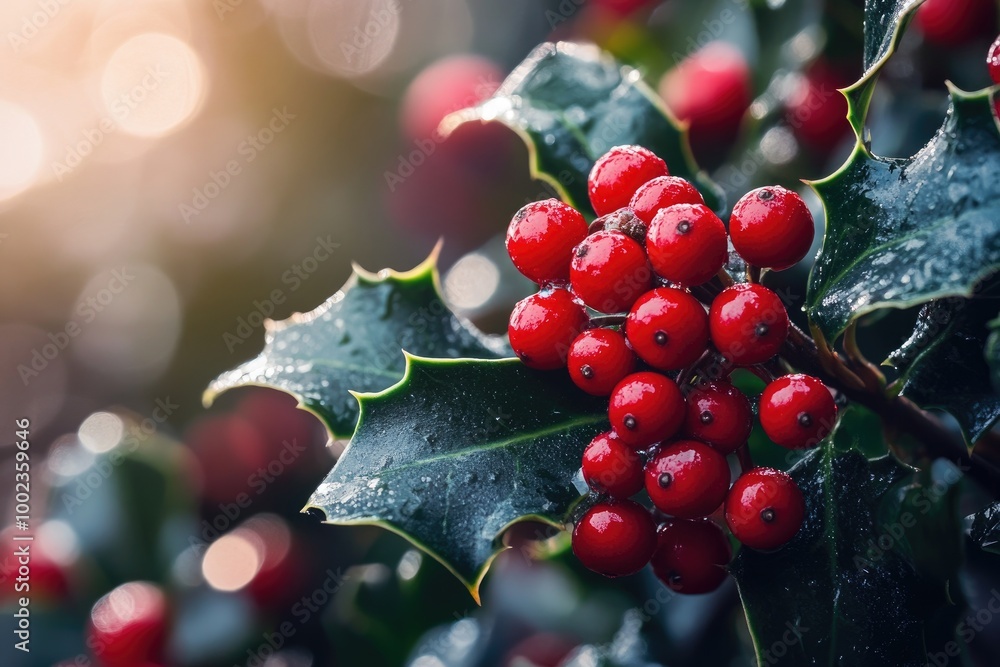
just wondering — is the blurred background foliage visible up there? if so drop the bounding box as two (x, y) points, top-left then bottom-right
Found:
(2, 0), (1000, 665)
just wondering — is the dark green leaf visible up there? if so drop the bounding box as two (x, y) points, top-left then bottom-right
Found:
(204, 250), (509, 438)
(985, 316), (1000, 391)
(305, 356), (606, 601)
(830, 404), (889, 459)
(969, 502), (1000, 554)
(898, 284), (1000, 443)
(444, 42), (722, 215)
(843, 0), (924, 135)
(807, 86), (1000, 340)
(732, 445), (954, 667)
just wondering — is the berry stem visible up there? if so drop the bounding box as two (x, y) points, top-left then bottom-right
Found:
(782, 320), (1000, 496)
(735, 444), (754, 474)
(747, 264), (762, 284)
(587, 314), (627, 328)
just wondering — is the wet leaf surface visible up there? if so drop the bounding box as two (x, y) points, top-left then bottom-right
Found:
(807, 87), (1000, 339)
(306, 357), (606, 600)
(445, 42), (722, 215)
(732, 444), (954, 667)
(205, 251), (509, 438)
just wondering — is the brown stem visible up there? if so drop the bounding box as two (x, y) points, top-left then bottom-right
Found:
(782, 323), (1000, 497)
(736, 444), (755, 474)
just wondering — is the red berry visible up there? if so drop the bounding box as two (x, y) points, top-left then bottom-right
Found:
(709, 284), (789, 366)
(651, 519), (731, 594)
(88, 582), (168, 667)
(759, 374), (838, 449)
(989, 35), (1000, 86)
(588, 145), (669, 216)
(916, 0), (996, 46)
(684, 381), (753, 454)
(506, 199), (588, 284)
(625, 287), (709, 370)
(570, 230), (652, 313)
(729, 186), (814, 270)
(647, 203), (728, 285)
(572, 500), (656, 576)
(786, 62), (851, 153)
(508, 288), (588, 370)
(400, 54), (502, 141)
(725, 467), (805, 550)
(581, 431), (645, 498)
(568, 328), (636, 396)
(659, 43), (751, 158)
(629, 176), (705, 225)
(644, 440), (730, 519)
(608, 372), (686, 448)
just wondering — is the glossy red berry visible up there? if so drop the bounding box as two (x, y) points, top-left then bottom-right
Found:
(570, 230), (652, 313)
(588, 145), (669, 216)
(625, 288), (709, 370)
(568, 328), (636, 396)
(629, 176), (704, 225)
(709, 284), (789, 366)
(726, 467), (805, 551)
(506, 199), (588, 284)
(729, 186), (814, 270)
(508, 288), (588, 370)
(581, 431), (645, 498)
(651, 519), (731, 594)
(609, 372), (686, 449)
(644, 440), (730, 519)
(647, 203), (729, 285)
(760, 374), (838, 449)
(684, 381), (753, 454)
(989, 35), (1000, 86)
(572, 499), (656, 577)
(88, 582), (168, 667)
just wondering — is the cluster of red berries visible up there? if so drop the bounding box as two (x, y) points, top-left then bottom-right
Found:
(506, 145), (839, 594)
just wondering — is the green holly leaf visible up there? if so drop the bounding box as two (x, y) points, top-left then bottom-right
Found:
(204, 250), (509, 438)
(895, 283), (1000, 444)
(969, 502), (1000, 555)
(843, 0), (925, 135)
(444, 41), (722, 215)
(806, 86), (1000, 340)
(305, 356), (607, 602)
(985, 316), (1000, 391)
(732, 444), (956, 666)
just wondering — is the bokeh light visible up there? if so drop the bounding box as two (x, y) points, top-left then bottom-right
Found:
(0, 101), (45, 202)
(78, 411), (125, 453)
(100, 32), (207, 138)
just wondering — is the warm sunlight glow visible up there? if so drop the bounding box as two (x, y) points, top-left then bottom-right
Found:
(100, 32), (206, 137)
